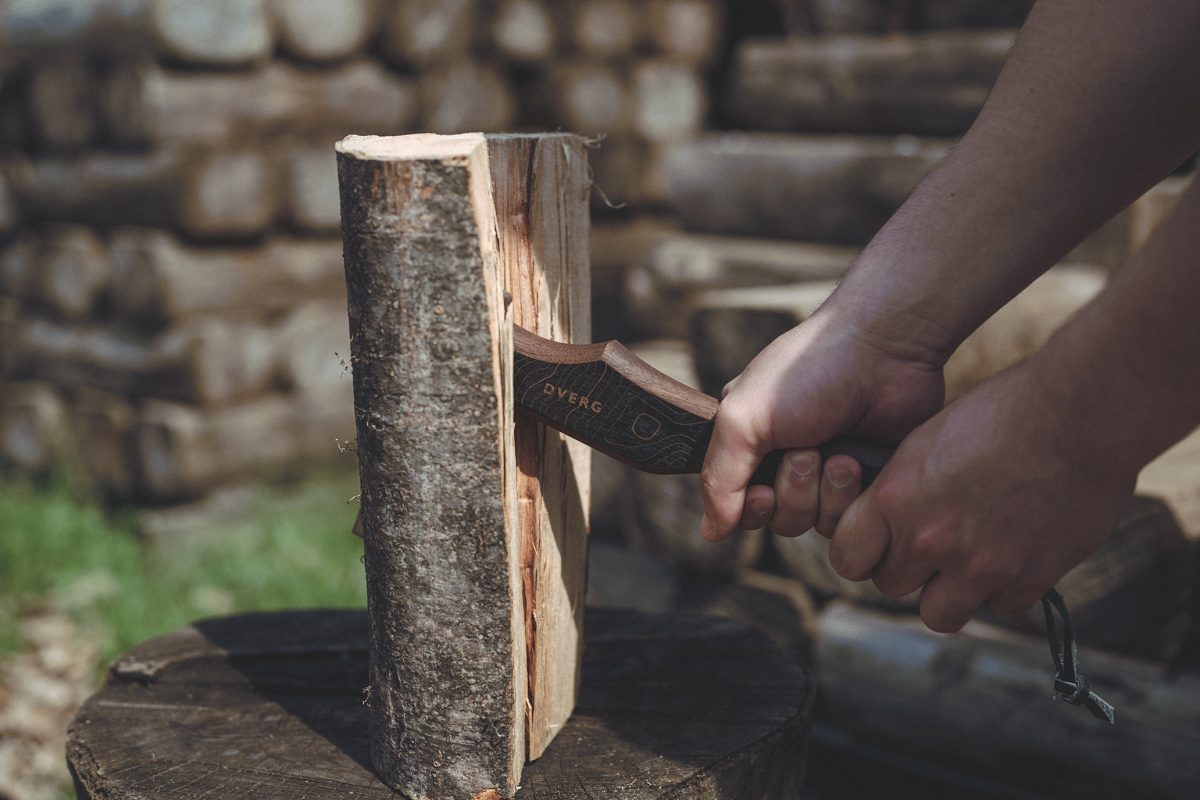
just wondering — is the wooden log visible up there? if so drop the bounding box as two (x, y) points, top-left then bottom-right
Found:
(336, 132), (591, 794)
(565, 0), (638, 59)
(378, 0), (477, 68)
(99, 59), (419, 149)
(72, 387), (138, 497)
(67, 608), (813, 800)
(418, 61), (517, 134)
(492, 0), (555, 64)
(273, 300), (353, 393)
(146, 0), (273, 67)
(35, 224), (110, 320)
(11, 148), (281, 240)
(268, 0), (377, 63)
(662, 134), (951, 243)
(109, 229), (345, 323)
(916, 0), (1033, 29)
(0, 381), (69, 473)
(727, 31), (1013, 135)
(534, 63), (632, 136)
(282, 143), (341, 233)
(641, 0), (722, 65)
(630, 61), (707, 142)
(5, 314), (278, 406)
(26, 55), (98, 153)
(0, 234), (38, 299)
(586, 137), (671, 212)
(809, 0), (911, 34)
(816, 602), (1200, 800)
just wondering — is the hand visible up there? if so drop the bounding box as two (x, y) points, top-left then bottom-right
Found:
(699, 307), (945, 542)
(829, 360), (1137, 632)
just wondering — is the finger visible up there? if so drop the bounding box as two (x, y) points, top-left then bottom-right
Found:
(700, 408), (766, 543)
(918, 572), (994, 633)
(815, 455), (861, 538)
(869, 528), (947, 598)
(739, 484), (776, 531)
(768, 449), (821, 537)
(986, 583), (1048, 617)
(828, 490), (890, 581)
(871, 553), (936, 599)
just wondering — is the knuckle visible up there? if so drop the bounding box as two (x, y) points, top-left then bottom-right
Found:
(908, 527), (948, 563)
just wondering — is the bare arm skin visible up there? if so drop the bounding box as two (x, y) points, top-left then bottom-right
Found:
(701, 0), (1200, 628)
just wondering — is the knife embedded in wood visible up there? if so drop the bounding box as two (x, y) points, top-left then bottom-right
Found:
(513, 325), (893, 487)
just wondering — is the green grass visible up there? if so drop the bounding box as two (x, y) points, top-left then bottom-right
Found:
(0, 470), (367, 667)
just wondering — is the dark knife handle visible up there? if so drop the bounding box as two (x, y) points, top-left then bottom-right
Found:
(749, 438), (894, 489)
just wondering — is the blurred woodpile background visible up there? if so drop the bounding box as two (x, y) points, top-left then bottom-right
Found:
(1, 2), (1199, 796)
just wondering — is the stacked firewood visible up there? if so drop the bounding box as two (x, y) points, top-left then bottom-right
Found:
(0, 0), (725, 505)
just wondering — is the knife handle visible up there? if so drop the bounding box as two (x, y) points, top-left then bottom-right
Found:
(749, 438), (893, 489)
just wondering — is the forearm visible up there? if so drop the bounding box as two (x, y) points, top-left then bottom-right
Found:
(1032, 177), (1200, 477)
(829, 0), (1200, 363)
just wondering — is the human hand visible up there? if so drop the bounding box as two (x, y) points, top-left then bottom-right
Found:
(829, 360), (1137, 632)
(699, 307), (945, 542)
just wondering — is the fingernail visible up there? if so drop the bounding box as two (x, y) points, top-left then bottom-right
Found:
(829, 464), (853, 489)
(789, 453), (815, 478)
(749, 496), (772, 516)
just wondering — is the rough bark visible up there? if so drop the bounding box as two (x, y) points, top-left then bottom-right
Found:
(630, 61), (707, 142)
(35, 224), (110, 319)
(492, 0), (555, 63)
(642, 0), (723, 66)
(67, 608), (813, 800)
(109, 229), (346, 323)
(662, 134), (950, 243)
(99, 59), (418, 149)
(378, 0), (477, 68)
(418, 61), (517, 134)
(268, 0), (377, 63)
(0, 381), (68, 472)
(817, 602), (1200, 800)
(727, 31), (1013, 135)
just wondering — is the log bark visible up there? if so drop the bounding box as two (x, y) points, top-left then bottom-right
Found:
(0, 381), (68, 473)
(727, 31), (1012, 135)
(72, 387), (138, 497)
(642, 0), (723, 66)
(662, 134), (950, 243)
(378, 0), (477, 68)
(418, 61), (517, 134)
(109, 229), (345, 323)
(67, 608), (814, 800)
(630, 61), (707, 142)
(11, 148), (281, 240)
(336, 132), (590, 796)
(35, 224), (110, 320)
(564, 0), (638, 58)
(492, 0), (555, 64)
(816, 602), (1200, 800)
(99, 59), (419, 149)
(268, 0), (377, 63)
(26, 55), (98, 153)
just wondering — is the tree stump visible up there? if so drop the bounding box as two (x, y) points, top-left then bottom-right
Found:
(67, 608), (814, 800)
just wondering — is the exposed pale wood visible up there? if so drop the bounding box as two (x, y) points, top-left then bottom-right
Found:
(135, 388), (352, 500)
(0, 381), (68, 472)
(72, 387), (138, 497)
(110, 229), (345, 323)
(419, 61), (517, 134)
(630, 61), (707, 142)
(99, 59), (419, 148)
(36, 225), (110, 319)
(488, 134), (592, 761)
(5, 314), (278, 406)
(336, 132), (524, 797)
(662, 134), (950, 243)
(26, 55), (97, 152)
(1128, 173), (1192, 255)
(11, 148), (281, 239)
(916, 0), (1032, 29)
(268, 0), (376, 63)
(642, 0), (722, 65)
(379, 0), (477, 67)
(535, 63), (631, 136)
(492, 0), (555, 63)
(728, 31), (1012, 135)
(147, 0), (273, 67)
(67, 608), (813, 800)
(565, 0), (637, 58)
(282, 143), (341, 233)
(1138, 425), (1200, 540)
(817, 601), (1200, 800)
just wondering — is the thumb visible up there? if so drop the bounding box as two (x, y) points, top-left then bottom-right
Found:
(828, 490), (891, 581)
(700, 408), (767, 542)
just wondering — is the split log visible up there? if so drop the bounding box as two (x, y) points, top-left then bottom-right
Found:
(11, 148), (281, 240)
(378, 0), (477, 68)
(565, 0), (638, 58)
(620, 338), (766, 573)
(268, 0), (377, 63)
(67, 608), (813, 800)
(534, 63), (631, 136)
(662, 134), (950, 243)
(99, 59), (419, 149)
(35, 225), (110, 320)
(642, 0), (723, 66)
(282, 143), (341, 233)
(727, 31), (1012, 135)
(135, 389), (353, 500)
(110, 230), (345, 323)
(817, 602), (1200, 800)
(630, 61), (707, 142)
(1138, 426), (1200, 540)
(5, 315), (278, 406)
(418, 61), (517, 134)
(336, 132), (591, 793)
(26, 55), (98, 153)
(0, 381), (69, 473)
(72, 388), (138, 497)
(146, 0), (273, 67)
(809, 0), (910, 34)
(492, 0), (555, 64)
(916, 0), (1033, 29)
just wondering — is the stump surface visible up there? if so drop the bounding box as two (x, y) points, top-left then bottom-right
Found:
(68, 608), (814, 799)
